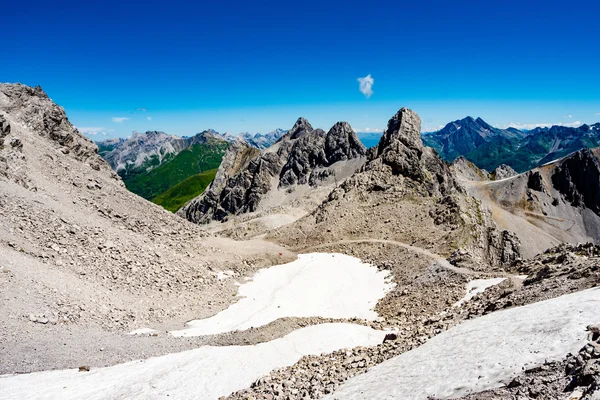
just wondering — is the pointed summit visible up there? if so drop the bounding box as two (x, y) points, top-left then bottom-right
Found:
(325, 122), (366, 163)
(376, 107), (424, 158)
(288, 117), (313, 139)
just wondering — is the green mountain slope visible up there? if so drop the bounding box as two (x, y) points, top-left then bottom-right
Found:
(122, 139), (228, 201)
(152, 169), (217, 212)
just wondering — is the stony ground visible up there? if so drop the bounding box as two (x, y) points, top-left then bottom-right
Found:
(0, 84), (296, 373)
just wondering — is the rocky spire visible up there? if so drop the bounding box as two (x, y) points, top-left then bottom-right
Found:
(373, 107), (425, 181)
(288, 117), (313, 139)
(325, 122), (366, 164)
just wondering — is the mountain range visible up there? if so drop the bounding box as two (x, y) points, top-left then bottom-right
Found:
(96, 128), (287, 212)
(2, 83), (600, 400)
(422, 116), (600, 172)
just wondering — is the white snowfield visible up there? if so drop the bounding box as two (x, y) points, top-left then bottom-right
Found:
(171, 253), (394, 337)
(0, 323), (387, 400)
(326, 287), (600, 400)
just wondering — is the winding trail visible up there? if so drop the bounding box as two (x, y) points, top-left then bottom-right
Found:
(297, 238), (482, 276)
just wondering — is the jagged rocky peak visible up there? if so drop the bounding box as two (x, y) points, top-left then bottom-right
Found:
(279, 121), (367, 188)
(181, 116), (369, 224)
(325, 122), (366, 163)
(288, 117), (314, 139)
(367, 107), (458, 196)
(491, 164), (518, 180)
(376, 107), (424, 158)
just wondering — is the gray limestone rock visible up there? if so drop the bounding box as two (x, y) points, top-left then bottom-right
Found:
(181, 117), (366, 223)
(492, 164), (518, 180)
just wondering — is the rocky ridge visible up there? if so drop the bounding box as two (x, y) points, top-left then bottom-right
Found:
(271, 108), (521, 270)
(180, 117), (367, 224)
(101, 129), (228, 174)
(455, 147), (600, 257)
(239, 128), (287, 149)
(423, 115), (600, 173)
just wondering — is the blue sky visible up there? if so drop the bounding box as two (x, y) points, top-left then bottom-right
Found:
(2, 0), (599, 138)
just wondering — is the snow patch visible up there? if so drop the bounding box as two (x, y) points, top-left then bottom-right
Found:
(454, 277), (507, 307)
(172, 253), (394, 337)
(327, 288), (600, 400)
(1, 323), (387, 400)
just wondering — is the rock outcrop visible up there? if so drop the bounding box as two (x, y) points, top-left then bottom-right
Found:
(552, 148), (600, 214)
(491, 164), (517, 180)
(181, 117), (366, 223)
(271, 107), (521, 270)
(0, 84), (104, 167)
(354, 108), (459, 197)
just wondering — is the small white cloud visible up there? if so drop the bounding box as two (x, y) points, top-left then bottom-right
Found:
(136, 108), (147, 112)
(357, 74), (374, 98)
(596, 112), (600, 116)
(363, 127), (383, 133)
(112, 117), (130, 123)
(77, 127), (107, 136)
(147, 117), (152, 121)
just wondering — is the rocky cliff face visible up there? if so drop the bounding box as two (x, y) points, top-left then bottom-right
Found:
(458, 147), (600, 258)
(367, 108), (459, 196)
(552, 148), (600, 214)
(180, 118), (366, 224)
(0, 84), (103, 165)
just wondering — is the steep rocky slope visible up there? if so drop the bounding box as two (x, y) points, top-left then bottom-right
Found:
(271, 108), (520, 271)
(180, 118), (367, 226)
(455, 148), (600, 258)
(0, 83), (292, 373)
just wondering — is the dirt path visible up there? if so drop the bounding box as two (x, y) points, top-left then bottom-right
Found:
(297, 238), (483, 276)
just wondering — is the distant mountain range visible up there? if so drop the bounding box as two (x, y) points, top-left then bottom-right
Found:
(422, 117), (600, 172)
(96, 128), (287, 212)
(97, 117), (600, 212)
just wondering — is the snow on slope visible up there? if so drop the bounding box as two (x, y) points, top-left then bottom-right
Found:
(171, 253), (394, 337)
(454, 277), (507, 307)
(453, 276), (528, 307)
(0, 323), (387, 400)
(326, 287), (600, 400)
